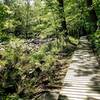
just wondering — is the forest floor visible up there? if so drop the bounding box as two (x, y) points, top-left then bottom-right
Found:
(59, 36), (100, 100)
(0, 36), (99, 100)
(0, 36), (76, 99)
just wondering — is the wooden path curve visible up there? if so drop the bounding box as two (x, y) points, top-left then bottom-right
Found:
(59, 36), (100, 100)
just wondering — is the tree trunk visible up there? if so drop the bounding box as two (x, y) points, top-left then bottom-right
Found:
(86, 0), (98, 32)
(57, 0), (68, 36)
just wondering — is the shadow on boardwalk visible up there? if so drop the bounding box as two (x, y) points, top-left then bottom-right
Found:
(59, 36), (100, 100)
(58, 95), (100, 100)
(58, 95), (68, 100)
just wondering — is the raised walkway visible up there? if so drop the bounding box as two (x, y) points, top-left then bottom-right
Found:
(59, 36), (100, 100)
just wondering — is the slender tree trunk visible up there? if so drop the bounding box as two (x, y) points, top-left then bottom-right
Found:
(86, 0), (98, 32)
(57, 0), (68, 36)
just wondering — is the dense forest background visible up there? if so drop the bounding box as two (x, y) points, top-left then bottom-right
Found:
(0, 0), (100, 99)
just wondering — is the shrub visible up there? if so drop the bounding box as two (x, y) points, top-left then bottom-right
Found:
(90, 30), (100, 56)
(0, 33), (9, 42)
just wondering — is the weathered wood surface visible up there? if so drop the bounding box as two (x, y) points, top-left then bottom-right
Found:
(59, 36), (100, 100)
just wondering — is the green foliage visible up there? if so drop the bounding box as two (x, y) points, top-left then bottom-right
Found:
(0, 37), (61, 99)
(90, 30), (100, 55)
(0, 3), (13, 31)
(0, 4), (11, 21)
(0, 33), (10, 42)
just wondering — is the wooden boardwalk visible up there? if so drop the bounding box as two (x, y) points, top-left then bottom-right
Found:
(59, 36), (100, 100)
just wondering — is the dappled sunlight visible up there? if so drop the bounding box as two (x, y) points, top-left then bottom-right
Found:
(59, 36), (100, 100)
